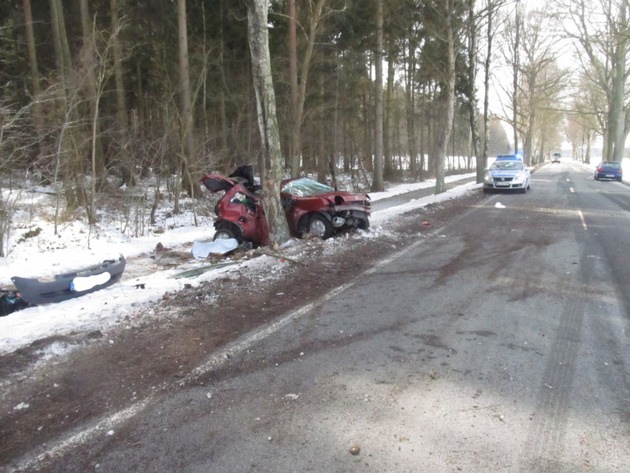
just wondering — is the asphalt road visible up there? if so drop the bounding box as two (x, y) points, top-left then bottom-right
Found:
(9, 161), (630, 472)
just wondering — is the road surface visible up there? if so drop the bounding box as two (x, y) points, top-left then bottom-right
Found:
(3, 161), (629, 472)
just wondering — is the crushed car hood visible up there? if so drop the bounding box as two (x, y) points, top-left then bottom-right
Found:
(200, 174), (239, 193)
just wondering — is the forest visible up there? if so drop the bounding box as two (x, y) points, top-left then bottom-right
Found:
(0, 0), (628, 246)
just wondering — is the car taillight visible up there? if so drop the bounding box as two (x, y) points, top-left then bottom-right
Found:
(597, 167), (603, 172)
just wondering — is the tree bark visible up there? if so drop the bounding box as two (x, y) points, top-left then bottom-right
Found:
(22, 0), (44, 142)
(79, 0), (105, 185)
(109, 0), (134, 186)
(434, 3), (456, 195)
(177, 0), (196, 203)
(246, 0), (291, 246)
(480, 0), (495, 182)
(372, 0), (384, 192)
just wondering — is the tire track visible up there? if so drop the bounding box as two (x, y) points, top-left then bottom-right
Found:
(522, 273), (585, 472)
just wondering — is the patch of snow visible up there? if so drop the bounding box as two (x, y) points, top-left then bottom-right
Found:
(0, 174), (479, 356)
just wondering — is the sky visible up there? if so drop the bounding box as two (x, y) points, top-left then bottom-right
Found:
(0, 173), (480, 358)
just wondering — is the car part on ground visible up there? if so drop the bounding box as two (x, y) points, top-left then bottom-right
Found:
(201, 165), (371, 247)
(594, 161), (623, 182)
(11, 255), (126, 305)
(483, 160), (531, 193)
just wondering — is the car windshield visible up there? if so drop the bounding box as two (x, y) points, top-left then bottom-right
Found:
(282, 178), (334, 197)
(490, 161), (524, 171)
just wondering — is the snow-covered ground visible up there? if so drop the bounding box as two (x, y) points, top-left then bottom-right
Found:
(0, 172), (477, 355)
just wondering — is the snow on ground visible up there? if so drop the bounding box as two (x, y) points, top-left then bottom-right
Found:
(0, 173), (480, 355)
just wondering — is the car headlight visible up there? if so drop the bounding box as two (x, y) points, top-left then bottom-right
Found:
(484, 172), (492, 182)
(512, 173), (525, 184)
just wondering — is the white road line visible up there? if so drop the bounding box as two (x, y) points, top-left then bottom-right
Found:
(13, 233), (431, 472)
(578, 209), (588, 230)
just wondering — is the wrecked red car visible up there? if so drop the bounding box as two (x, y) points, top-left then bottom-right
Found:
(201, 165), (371, 246)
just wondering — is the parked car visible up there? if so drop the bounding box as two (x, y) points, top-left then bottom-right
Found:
(594, 161), (623, 182)
(201, 165), (371, 246)
(483, 159), (531, 193)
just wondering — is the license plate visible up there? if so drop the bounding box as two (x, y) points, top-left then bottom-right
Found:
(496, 182), (510, 187)
(605, 174), (614, 177)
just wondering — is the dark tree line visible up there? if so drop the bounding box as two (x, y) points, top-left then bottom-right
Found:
(2, 0), (550, 227)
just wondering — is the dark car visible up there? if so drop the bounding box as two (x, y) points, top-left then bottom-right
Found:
(201, 165), (371, 246)
(594, 161), (623, 182)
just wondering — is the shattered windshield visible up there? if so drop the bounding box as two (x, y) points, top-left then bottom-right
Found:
(282, 178), (334, 197)
(490, 161), (524, 171)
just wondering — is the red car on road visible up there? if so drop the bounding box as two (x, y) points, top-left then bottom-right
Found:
(201, 166), (371, 247)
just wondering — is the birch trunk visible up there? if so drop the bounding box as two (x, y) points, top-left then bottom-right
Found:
(246, 0), (291, 246)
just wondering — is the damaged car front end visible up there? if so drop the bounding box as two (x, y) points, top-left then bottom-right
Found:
(201, 166), (371, 246)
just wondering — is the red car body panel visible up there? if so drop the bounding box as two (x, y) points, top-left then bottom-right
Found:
(201, 168), (370, 246)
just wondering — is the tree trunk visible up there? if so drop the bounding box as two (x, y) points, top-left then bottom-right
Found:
(372, 0), (384, 192)
(110, 0), (134, 186)
(384, 50), (395, 180)
(479, 0), (495, 182)
(512, 0), (520, 155)
(288, 0), (328, 177)
(246, 0), (291, 246)
(288, 0), (299, 175)
(22, 0), (44, 144)
(610, 5), (627, 161)
(177, 0), (196, 203)
(465, 0), (481, 183)
(317, 71), (328, 183)
(79, 0), (106, 187)
(406, 39), (418, 178)
(434, 4), (456, 195)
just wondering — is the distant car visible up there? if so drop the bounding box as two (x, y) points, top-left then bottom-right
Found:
(594, 161), (623, 181)
(201, 165), (371, 246)
(483, 160), (531, 193)
(552, 153), (561, 163)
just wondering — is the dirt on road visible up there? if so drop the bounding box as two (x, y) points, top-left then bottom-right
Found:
(0, 190), (487, 471)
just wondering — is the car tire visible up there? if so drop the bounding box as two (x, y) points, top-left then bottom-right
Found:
(306, 214), (334, 239)
(357, 218), (370, 230)
(213, 225), (242, 243)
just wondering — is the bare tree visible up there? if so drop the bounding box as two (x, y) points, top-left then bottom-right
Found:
(287, 0), (329, 177)
(372, 0), (384, 192)
(559, 0), (630, 161)
(177, 0), (196, 210)
(431, 0), (458, 194)
(22, 0), (44, 143)
(246, 0), (291, 246)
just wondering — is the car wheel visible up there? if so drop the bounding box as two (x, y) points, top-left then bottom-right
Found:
(306, 214), (334, 239)
(213, 225), (242, 243)
(594, 174), (598, 180)
(357, 218), (370, 230)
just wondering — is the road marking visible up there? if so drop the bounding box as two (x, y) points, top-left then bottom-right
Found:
(578, 209), (588, 230)
(12, 230), (433, 472)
